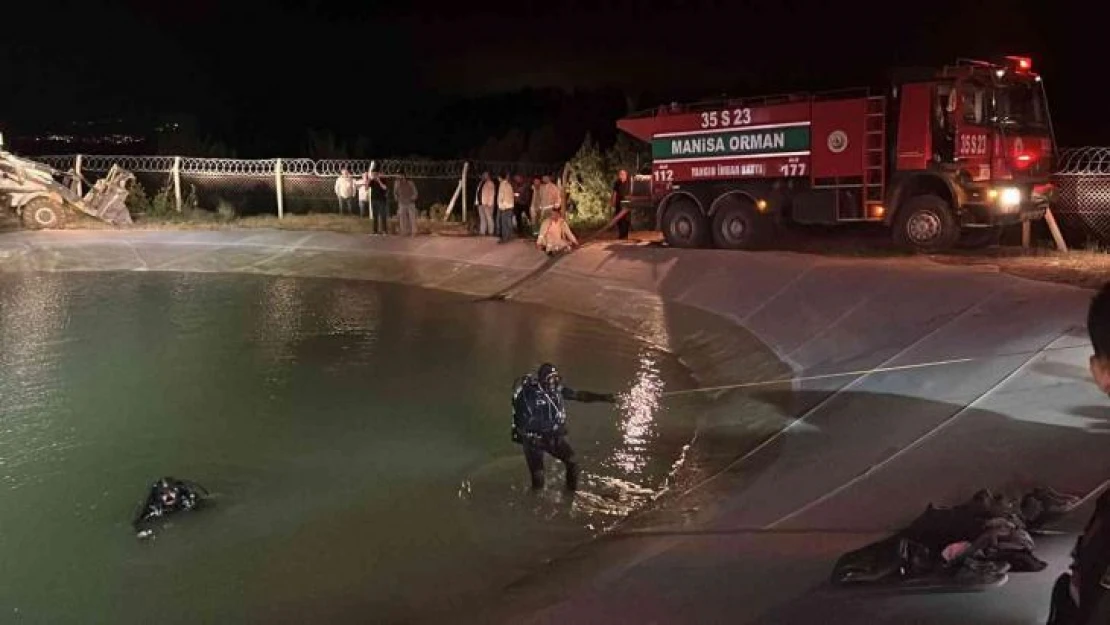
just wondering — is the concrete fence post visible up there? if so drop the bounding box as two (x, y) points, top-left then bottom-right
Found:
(462, 161), (469, 223)
(1044, 207), (1068, 252)
(444, 161), (468, 221)
(275, 158), (285, 219)
(172, 157), (183, 212)
(75, 154), (84, 197)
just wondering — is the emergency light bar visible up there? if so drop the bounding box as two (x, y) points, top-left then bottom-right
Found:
(1004, 55), (1033, 72)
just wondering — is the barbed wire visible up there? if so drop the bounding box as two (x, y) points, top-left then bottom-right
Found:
(28, 154), (561, 179)
(1056, 147), (1110, 176)
(33, 155), (77, 171)
(39, 151), (1110, 178)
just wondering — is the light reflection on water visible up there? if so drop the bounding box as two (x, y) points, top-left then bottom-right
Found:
(613, 350), (665, 475)
(0, 275), (73, 488)
(0, 272), (702, 623)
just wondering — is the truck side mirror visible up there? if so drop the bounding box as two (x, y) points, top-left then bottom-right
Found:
(946, 90), (958, 113)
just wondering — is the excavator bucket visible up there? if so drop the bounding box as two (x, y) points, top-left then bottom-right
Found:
(82, 165), (134, 226)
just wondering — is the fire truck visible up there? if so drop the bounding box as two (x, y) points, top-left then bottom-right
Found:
(616, 56), (1056, 252)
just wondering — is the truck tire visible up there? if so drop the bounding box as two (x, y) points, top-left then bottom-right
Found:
(893, 195), (959, 253)
(21, 197), (67, 229)
(958, 226), (1003, 250)
(711, 195), (768, 250)
(661, 199), (708, 248)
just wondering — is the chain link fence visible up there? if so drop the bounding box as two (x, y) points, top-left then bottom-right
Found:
(32, 155), (564, 220)
(1051, 147), (1110, 247)
(44, 150), (1110, 246)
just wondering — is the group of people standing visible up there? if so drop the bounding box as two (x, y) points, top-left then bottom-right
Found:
(474, 172), (581, 254)
(333, 167), (633, 253)
(334, 168), (419, 236)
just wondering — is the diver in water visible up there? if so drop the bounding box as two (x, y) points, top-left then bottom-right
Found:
(511, 363), (616, 491)
(132, 477), (208, 535)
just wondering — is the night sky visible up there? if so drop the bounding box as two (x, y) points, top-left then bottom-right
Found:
(2, 0), (1102, 157)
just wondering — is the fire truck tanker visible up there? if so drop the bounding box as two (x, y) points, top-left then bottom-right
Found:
(616, 56), (1056, 252)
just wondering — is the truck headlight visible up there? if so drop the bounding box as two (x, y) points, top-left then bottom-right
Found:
(998, 187), (1022, 209)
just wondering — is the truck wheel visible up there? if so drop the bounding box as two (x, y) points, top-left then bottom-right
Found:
(21, 197), (67, 229)
(711, 196), (767, 250)
(957, 226), (1003, 250)
(893, 195), (959, 253)
(661, 199), (708, 248)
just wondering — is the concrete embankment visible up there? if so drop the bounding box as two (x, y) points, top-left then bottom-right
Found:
(1, 228), (1106, 624)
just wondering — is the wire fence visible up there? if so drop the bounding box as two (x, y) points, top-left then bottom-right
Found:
(30, 149), (1110, 246)
(1050, 147), (1110, 246)
(32, 155), (564, 219)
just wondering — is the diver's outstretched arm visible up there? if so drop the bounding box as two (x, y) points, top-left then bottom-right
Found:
(562, 387), (616, 403)
(132, 498), (154, 531)
(181, 480), (209, 497)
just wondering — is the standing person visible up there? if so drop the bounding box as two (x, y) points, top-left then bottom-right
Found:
(513, 174), (532, 236)
(476, 172), (496, 237)
(528, 176), (542, 235)
(497, 172), (516, 243)
(611, 169), (632, 240)
(335, 168), (356, 215)
(369, 172), (390, 235)
(537, 175), (562, 225)
(510, 363), (616, 491)
(394, 174), (419, 237)
(1047, 282), (1110, 625)
(356, 171), (371, 219)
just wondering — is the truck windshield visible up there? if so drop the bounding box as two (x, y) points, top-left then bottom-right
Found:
(992, 82), (1047, 131)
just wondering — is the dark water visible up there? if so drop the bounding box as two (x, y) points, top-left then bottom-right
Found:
(0, 271), (701, 623)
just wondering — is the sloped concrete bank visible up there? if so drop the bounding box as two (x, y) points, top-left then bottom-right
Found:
(2, 229), (1106, 624)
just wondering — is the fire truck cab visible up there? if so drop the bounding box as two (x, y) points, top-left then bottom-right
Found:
(616, 56), (1056, 252)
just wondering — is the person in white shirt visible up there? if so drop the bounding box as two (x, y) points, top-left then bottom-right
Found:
(536, 206), (579, 255)
(476, 171), (496, 236)
(335, 168), (356, 215)
(536, 175), (562, 224)
(497, 172), (516, 243)
(356, 171), (371, 219)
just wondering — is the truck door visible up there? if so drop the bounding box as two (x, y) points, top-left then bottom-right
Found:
(953, 79), (991, 181)
(933, 82), (956, 163)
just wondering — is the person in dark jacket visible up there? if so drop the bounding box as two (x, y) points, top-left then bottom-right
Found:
(132, 477), (208, 535)
(513, 174), (532, 236)
(511, 363), (615, 491)
(1047, 282), (1110, 624)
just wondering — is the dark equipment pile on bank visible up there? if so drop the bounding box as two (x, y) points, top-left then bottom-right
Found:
(832, 487), (1081, 590)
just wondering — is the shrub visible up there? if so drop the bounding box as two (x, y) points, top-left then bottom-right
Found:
(126, 181), (153, 214)
(565, 133), (650, 223)
(216, 199), (238, 222)
(428, 202), (448, 221)
(150, 180), (176, 216)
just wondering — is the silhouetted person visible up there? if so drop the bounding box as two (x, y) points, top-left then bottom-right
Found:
(1047, 282), (1110, 624)
(133, 477), (208, 536)
(511, 363), (615, 491)
(611, 169), (632, 240)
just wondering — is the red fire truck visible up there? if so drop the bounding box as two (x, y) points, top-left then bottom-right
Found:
(616, 56), (1056, 252)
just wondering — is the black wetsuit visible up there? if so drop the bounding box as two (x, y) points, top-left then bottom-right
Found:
(133, 478), (206, 531)
(511, 374), (613, 491)
(1049, 490), (1110, 624)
